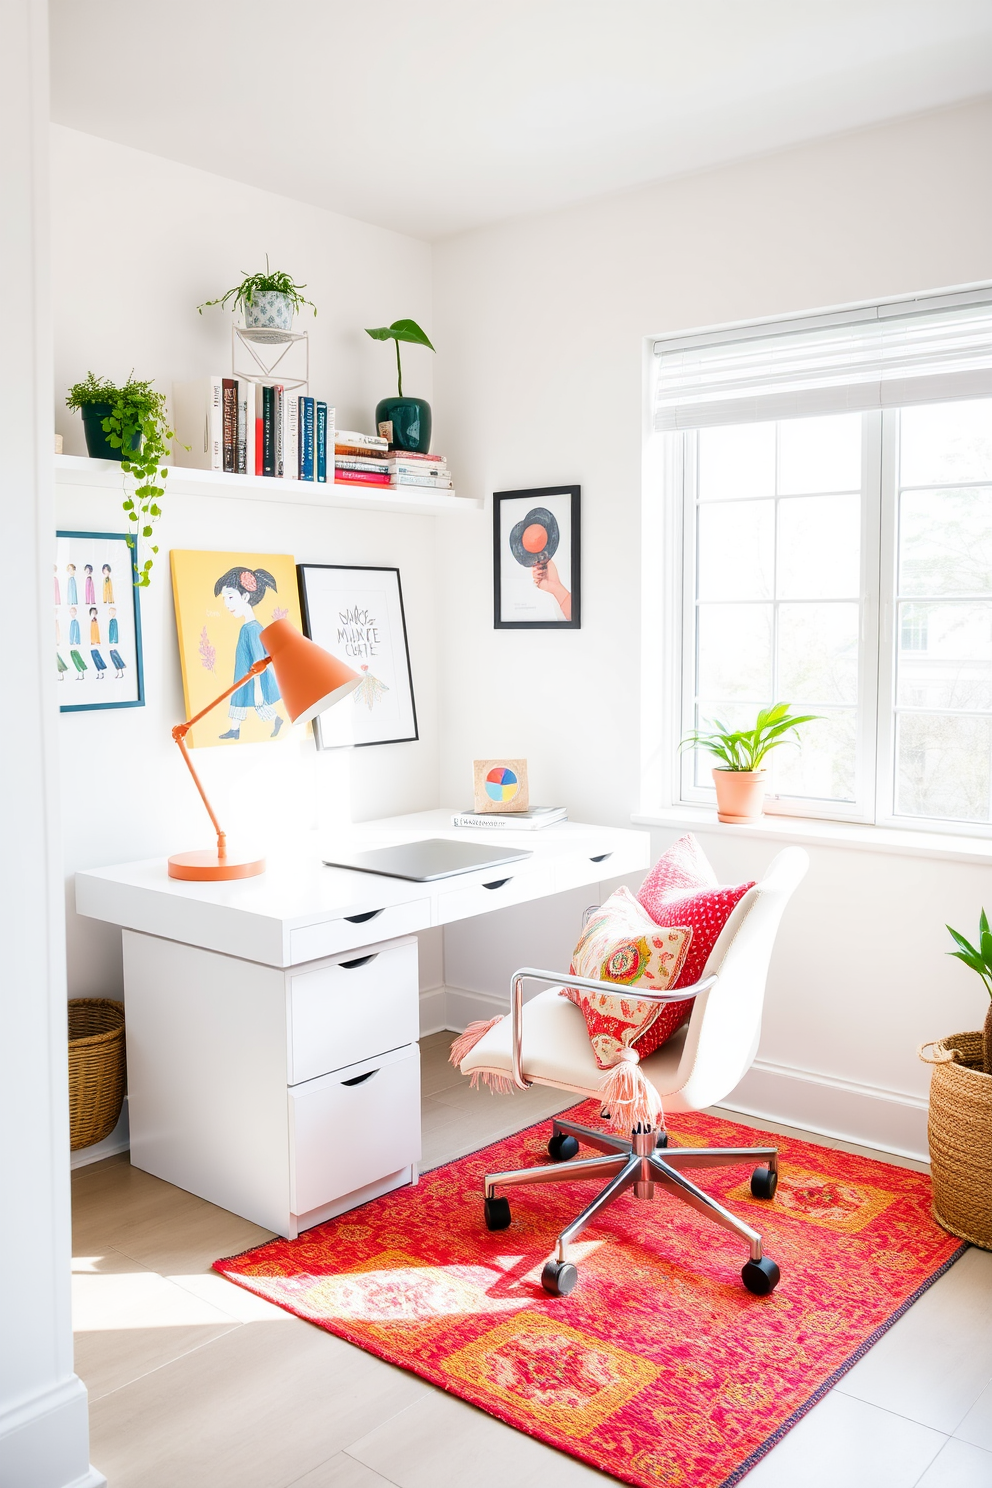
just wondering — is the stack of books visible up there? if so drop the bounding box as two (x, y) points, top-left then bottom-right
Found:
(387, 451), (452, 490)
(334, 431), (392, 487)
(172, 378), (333, 482)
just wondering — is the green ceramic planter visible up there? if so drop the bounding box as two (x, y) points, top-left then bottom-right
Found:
(81, 404), (141, 462)
(375, 396), (432, 454)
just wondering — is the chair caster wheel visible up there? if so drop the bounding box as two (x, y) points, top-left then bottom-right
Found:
(484, 1196), (511, 1230)
(548, 1132), (579, 1161)
(750, 1166), (778, 1200)
(742, 1257), (780, 1295)
(542, 1259), (578, 1296)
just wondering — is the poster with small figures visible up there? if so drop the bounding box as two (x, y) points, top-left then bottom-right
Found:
(57, 531), (144, 711)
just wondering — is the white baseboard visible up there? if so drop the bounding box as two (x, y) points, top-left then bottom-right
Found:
(418, 985), (447, 1037)
(720, 1057), (929, 1163)
(0, 1376), (106, 1488)
(427, 985), (930, 1162)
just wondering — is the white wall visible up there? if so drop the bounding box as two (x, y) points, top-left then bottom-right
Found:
(51, 129), (447, 1127)
(431, 100), (992, 1157)
(0, 6), (102, 1484)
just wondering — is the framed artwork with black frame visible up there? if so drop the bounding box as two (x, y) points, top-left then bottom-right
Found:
(493, 485), (580, 629)
(297, 563), (418, 749)
(56, 530), (145, 711)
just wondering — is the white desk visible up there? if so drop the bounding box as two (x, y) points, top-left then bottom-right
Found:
(75, 810), (650, 1236)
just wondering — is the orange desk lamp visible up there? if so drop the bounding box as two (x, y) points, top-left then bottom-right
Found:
(168, 618), (361, 882)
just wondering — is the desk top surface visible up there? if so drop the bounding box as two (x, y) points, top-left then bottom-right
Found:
(75, 809), (650, 937)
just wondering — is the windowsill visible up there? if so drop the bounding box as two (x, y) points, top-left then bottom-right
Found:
(631, 805), (992, 864)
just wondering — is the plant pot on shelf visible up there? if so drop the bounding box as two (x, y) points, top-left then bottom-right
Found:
(713, 768), (767, 823)
(244, 291), (294, 331)
(375, 395), (432, 453)
(919, 1032), (992, 1250)
(81, 404), (141, 462)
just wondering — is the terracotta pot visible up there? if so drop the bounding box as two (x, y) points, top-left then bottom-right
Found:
(713, 768), (766, 823)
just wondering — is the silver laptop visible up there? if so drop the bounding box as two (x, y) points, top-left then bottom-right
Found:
(323, 837), (532, 882)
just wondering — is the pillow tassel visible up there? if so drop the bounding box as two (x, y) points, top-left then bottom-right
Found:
(600, 1048), (664, 1135)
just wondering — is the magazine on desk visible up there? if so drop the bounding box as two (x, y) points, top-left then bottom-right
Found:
(451, 807), (567, 831)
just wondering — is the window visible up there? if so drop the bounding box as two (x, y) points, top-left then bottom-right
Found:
(653, 290), (992, 834)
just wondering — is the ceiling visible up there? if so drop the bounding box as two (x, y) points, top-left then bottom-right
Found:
(49, 1), (992, 241)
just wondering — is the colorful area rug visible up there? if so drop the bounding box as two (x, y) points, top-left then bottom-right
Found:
(216, 1104), (963, 1488)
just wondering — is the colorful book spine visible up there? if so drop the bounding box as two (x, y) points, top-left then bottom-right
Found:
(391, 473), (453, 489)
(335, 430), (389, 452)
(284, 390), (298, 481)
(316, 402), (328, 482)
(222, 379), (237, 472)
(236, 380), (251, 475)
(262, 385), (275, 477)
(299, 397), (315, 481)
(335, 456), (391, 473)
(334, 469), (392, 486)
(274, 386), (284, 477)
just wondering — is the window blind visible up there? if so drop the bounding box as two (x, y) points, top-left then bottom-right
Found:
(653, 293), (992, 431)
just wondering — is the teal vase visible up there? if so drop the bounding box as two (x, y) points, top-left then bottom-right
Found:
(375, 396), (432, 454)
(81, 404), (141, 462)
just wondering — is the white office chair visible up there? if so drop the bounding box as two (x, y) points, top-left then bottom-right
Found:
(457, 846), (809, 1298)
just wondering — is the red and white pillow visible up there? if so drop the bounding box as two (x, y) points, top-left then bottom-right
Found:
(559, 887), (693, 1070)
(635, 834), (755, 1037)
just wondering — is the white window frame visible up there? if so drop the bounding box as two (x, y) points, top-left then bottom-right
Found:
(661, 404), (992, 838)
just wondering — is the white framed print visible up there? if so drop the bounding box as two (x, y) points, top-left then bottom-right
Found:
(493, 485), (580, 628)
(57, 530), (144, 710)
(297, 564), (418, 749)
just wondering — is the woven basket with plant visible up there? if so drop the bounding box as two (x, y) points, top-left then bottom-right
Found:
(918, 912), (992, 1250)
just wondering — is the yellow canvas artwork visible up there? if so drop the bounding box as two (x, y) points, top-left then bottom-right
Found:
(171, 550), (303, 748)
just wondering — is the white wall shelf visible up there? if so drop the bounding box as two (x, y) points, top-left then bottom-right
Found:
(54, 454), (481, 517)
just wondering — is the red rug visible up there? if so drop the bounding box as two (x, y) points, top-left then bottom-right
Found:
(216, 1105), (963, 1488)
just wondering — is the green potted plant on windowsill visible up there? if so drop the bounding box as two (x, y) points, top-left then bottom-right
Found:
(198, 256), (316, 331)
(365, 318), (435, 452)
(917, 913), (992, 1250)
(65, 372), (178, 588)
(680, 703), (820, 822)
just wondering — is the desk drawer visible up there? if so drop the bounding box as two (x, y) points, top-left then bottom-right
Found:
(289, 1044), (420, 1216)
(288, 937), (419, 1085)
(436, 864), (555, 924)
(289, 897), (430, 964)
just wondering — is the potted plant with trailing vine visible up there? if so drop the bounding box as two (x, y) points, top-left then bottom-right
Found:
(680, 703), (820, 822)
(65, 372), (177, 587)
(198, 257), (316, 331)
(917, 913), (992, 1250)
(365, 318), (435, 452)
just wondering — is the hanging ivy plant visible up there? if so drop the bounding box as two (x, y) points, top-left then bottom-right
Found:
(66, 373), (179, 587)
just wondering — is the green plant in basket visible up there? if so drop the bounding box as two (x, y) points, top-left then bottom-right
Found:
(946, 911), (992, 1073)
(680, 703), (821, 772)
(66, 372), (177, 588)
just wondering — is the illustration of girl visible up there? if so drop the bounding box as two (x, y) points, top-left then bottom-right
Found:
(57, 653), (68, 680)
(68, 607), (80, 646)
(66, 564), (77, 606)
(54, 565), (61, 605)
(89, 607), (107, 679)
(102, 563), (114, 603)
(84, 564), (96, 606)
(213, 567), (283, 739)
(69, 646), (87, 679)
(107, 606), (125, 678)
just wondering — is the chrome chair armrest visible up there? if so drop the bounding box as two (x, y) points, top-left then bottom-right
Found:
(507, 968), (718, 1091)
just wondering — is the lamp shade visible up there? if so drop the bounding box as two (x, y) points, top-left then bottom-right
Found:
(260, 618), (362, 724)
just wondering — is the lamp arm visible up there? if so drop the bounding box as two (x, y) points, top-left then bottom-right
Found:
(171, 658), (271, 860)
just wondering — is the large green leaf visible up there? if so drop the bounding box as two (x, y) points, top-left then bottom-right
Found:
(365, 318), (436, 350)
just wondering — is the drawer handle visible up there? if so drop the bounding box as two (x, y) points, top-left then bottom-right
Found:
(341, 1068), (379, 1087)
(338, 953), (378, 970)
(590, 853), (612, 863)
(482, 878), (512, 890)
(344, 908), (385, 924)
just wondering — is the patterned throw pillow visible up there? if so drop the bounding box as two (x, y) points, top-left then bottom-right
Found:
(560, 887), (693, 1070)
(635, 834), (755, 1041)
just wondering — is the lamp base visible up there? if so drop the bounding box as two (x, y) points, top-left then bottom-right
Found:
(168, 848), (266, 882)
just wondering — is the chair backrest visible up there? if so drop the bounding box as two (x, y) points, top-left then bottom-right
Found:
(671, 846), (808, 1110)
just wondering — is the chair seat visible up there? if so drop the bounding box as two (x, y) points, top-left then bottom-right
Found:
(459, 986), (692, 1105)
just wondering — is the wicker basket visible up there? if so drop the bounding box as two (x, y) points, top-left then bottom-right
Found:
(68, 999), (126, 1151)
(919, 1031), (992, 1251)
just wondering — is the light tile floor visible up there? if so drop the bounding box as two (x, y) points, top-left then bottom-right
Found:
(73, 1032), (992, 1488)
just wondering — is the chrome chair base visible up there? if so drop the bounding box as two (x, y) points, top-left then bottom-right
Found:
(484, 1117), (781, 1295)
